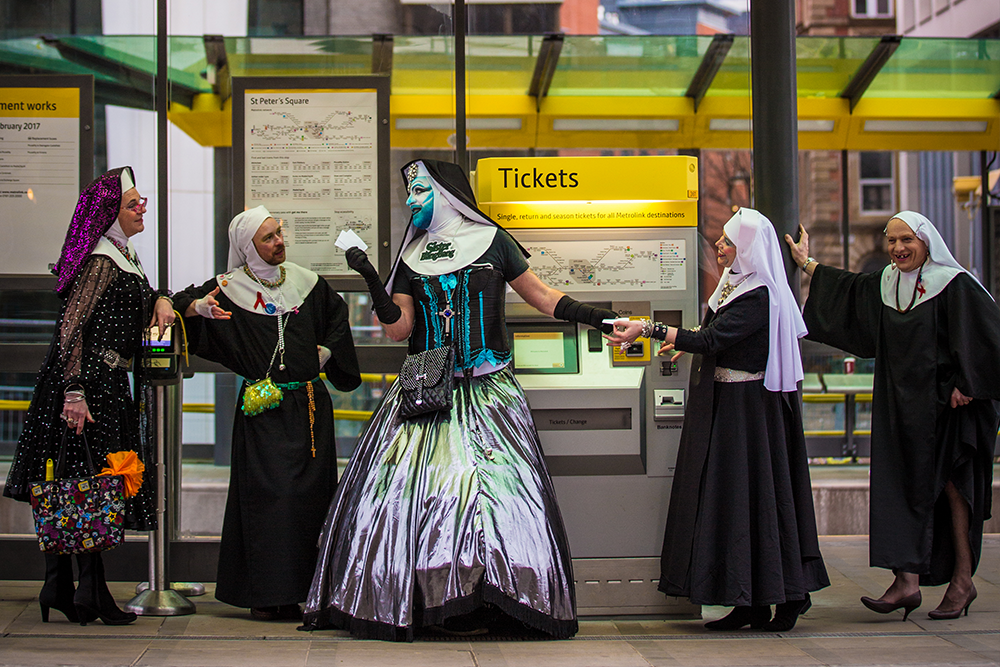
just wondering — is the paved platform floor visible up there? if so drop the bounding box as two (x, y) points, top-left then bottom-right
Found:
(1, 536), (997, 666)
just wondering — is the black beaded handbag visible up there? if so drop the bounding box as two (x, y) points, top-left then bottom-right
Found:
(398, 345), (455, 419)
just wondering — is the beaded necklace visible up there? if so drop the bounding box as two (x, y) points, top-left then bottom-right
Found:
(243, 264), (286, 288)
(717, 271), (755, 306)
(894, 260), (926, 313)
(244, 263), (291, 369)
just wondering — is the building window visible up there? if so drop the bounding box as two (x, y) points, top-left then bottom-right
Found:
(859, 152), (895, 215)
(852, 0), (893, 17)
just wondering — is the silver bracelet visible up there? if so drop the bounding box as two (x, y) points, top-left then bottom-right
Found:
(64, 391), (86, 404)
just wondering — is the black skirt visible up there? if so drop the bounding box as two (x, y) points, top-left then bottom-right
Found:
(659, 376), (829, 606)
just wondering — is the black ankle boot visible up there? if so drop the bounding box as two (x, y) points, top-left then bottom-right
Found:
(39, 553), (79, 623)
(704, 605), (771, 631)
(74, 552), (137, 626)
(763, 594), (811, 632)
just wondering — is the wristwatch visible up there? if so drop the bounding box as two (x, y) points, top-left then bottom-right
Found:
(801, 257), (816, 273)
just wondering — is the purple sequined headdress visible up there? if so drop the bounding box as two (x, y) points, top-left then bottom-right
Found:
(52, 166), (134, 297)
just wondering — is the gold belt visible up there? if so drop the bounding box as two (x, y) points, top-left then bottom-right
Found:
(714, 367), (764, 383)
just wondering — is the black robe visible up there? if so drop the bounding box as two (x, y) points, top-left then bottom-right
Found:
(660, 287), (829, 606)
(5, 256), (160, 531)
(173, 275), (360, 608)
(805, 267), (1000, 584)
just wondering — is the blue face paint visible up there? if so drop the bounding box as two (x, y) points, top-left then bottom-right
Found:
(406, 177), (434, 230)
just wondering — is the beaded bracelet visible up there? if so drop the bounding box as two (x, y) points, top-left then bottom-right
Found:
(639, 319), (653, 339)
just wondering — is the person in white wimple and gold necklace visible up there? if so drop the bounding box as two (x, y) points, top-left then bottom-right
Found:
(609, 207), (829, 633)
(172, 206), (361, 621)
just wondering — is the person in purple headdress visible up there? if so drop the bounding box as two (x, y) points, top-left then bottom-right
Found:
(5, 167), (175, 626)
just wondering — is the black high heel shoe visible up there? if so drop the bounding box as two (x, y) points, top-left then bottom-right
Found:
(39, 553), (79, 623)
(74, 552), (137, 626)
(704, 605), (772, 631)
(927, 586), (976, 620)
(763, 594), (811, 632)
(860, 591), (921, 621)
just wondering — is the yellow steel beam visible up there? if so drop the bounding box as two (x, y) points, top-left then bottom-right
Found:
(168, 86), (1000, 152)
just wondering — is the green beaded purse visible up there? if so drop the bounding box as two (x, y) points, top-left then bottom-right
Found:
(241, 377), (283, 416)
(242, 312), (290, 416)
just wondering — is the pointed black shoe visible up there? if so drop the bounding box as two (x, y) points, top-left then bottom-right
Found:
(704, 605), (772, 631)
(39, 553), (80, 623)
(74, 552), (137, 626)
(763, 594), (811, 632)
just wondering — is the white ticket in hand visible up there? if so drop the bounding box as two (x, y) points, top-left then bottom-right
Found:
(602, 318), (623, 326)
(335, 229), (368, 252)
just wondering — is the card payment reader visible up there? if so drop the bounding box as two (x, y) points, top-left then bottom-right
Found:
(143, 324), (182, 385)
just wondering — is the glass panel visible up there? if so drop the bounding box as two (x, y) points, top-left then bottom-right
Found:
(795, 36), (882, 98)
(549, 35), (710, 97)
(865, 37), (1000, 99)
(0, 3), (162, 539)
(706, 35), (750, 98)
(226, 36), (375, 78)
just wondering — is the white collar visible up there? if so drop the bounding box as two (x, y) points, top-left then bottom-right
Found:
(879, 260), (962, 311)
(217, 261), (319, 315)
(92, 236), (144, 278)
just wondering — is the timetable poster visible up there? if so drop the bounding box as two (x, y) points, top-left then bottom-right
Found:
(0, 87), (81, 274)
(243, 89), (378, 275)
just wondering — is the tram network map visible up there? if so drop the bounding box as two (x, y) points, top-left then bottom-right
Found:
(523, 239), (686, 292)
(244, 90), (378, 275)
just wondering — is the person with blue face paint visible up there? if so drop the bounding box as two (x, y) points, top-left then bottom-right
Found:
(302, 159), (617, 641)
(406, 174), (434, 230)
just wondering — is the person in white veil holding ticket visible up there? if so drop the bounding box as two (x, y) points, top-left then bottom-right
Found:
(172, 206), (360, 621)
(608, 208), (829, 632)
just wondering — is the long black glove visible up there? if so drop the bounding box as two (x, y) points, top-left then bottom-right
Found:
(346, 247), (401, 325)
(553, 295), (616, 334)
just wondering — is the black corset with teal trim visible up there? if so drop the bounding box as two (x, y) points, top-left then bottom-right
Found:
(408, 266), (511, 371)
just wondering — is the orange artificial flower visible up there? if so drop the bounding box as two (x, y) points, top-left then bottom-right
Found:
(99, 450), (145, 498)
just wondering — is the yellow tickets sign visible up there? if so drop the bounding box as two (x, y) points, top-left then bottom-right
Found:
(475, 155), (698, 228)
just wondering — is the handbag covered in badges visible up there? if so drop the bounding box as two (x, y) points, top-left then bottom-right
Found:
(29, 430), (125, 554)
(398, 346), (455, 418)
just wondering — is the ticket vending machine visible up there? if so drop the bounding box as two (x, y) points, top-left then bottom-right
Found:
(476, 156), (701, 616)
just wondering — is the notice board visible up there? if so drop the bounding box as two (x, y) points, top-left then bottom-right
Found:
(233, 76), (390, 291)
(0, 75), (94, 281)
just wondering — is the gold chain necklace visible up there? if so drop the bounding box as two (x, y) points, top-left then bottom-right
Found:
(243, 264), (286, 289)
(718, 272), (754, 305)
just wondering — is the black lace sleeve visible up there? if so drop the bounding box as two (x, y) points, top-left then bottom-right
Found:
(60, 256), (118, 385)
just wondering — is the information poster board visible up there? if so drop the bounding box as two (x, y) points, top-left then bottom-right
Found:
(233, 77), (390, 291)
(0, 75), (94, 281)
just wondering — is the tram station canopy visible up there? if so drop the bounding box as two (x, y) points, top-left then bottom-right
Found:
(2, 33), (998, 151)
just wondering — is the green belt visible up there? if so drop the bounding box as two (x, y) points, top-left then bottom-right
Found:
(275, 377), (320, 391)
